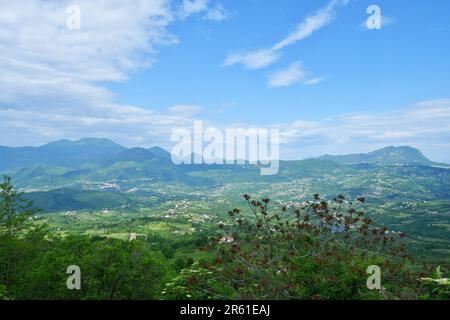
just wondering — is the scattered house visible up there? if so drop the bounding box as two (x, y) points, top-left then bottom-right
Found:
(219, 235), (235, 244)
(129, 232), (147, 241)
(217, 221), (227, 227)
(98, 182), (120, 190)
(125, 187), (139, 193)
(129, 232), (137, 241)
(64, 211), (77, 217)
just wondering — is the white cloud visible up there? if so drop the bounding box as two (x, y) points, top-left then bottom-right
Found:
(275, 99), (450, 162)
(0, 0), (177, 111)
(223, 49), (279, 70)
(204, 4), (229, 22)
(0, 0), (231, 150)
(303, 77), (325, 86)
(0, 101), (198, 149)
(193, 98), (450, 162)
(168, 104), (204, 117)
(180, 0), (209, 17)
(180, 0), (228, 21)
(273, 0), (348, 51)
(224, 0), (349, 70)
(0, 0), (205, 149)
(268, 62), (324, 88)
(268, 62), (306, 87)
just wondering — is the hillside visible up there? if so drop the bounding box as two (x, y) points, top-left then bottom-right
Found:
(1, 139), (449, 212)
(0, 138), (126, 171)
(317, 146), (434, 165)
(24, 188), (158, 212)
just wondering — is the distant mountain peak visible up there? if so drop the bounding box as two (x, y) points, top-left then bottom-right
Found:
(0, 138), (126, 171)
(37, 138), (125, 152)
(148, 146), (168, 152)
(374, 145), (422, 153)
(117, 147), (154, 157)
(41, 139), (72, 147)
(75, 137), (121, 145)
(148, 146), (172, 161)
(104, 147), (157, 165)
(318, 146), (432, 165)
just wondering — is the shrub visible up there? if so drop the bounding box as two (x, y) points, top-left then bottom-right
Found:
(166, 194), (424, 300)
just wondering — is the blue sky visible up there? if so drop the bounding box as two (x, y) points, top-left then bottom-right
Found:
(1, 0), (450, 161)
(110, 0), (450, 123)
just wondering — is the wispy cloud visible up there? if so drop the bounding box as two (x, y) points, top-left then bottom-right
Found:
(0, 0), (209, 148)
(275, 99), (450, 162)
(180, 0), (228, 21)
(204, 4), (229, 22)
(267, 62), (325, 88)
(168, 104), (204, 117)
(268, 62), (306, 87)
(273, 0), (348, 51)
(360, 14), (395, 30)
(224, 0), (349, 70)
(303, 77), (325, 86)
(224, 49), (279, 70)
(180, 0), (208, 17)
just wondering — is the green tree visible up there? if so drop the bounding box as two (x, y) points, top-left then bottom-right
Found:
(0, 176), (43, 295)
(165, 194), (424, 300)
(0, 176), (39, 237)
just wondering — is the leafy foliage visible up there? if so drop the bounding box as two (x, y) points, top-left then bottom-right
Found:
(0, 177), (170, 300)
(164, 194), (446, 300)
(0, 176), (40, 236)
(0, 177), (447, 300)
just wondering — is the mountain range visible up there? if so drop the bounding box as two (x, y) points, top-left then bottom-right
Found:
(0, 138), (444, 172)
(1, 138), (449, 212)
(318, 146), (434, 165)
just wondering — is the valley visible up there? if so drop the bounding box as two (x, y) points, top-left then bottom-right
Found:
(1, 139), (448, 266)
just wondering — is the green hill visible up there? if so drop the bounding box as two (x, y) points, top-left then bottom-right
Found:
(318, 146), (433, 165)
(24, 188), (154, 212)
(0, 138), (126, 171)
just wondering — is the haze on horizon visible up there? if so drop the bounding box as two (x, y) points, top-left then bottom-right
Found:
(1, 137), (446, 165)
